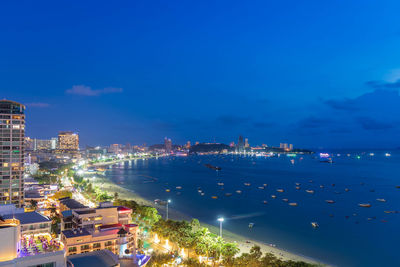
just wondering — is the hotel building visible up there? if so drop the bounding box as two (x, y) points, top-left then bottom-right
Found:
(0, 100), (25, 208)
(58, 132), (79, 151)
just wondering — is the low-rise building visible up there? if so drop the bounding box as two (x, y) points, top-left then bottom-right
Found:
(59, 197), (87, 212)
(61, 224), (137, 257)
(70, 202), (132, 231)
(0, 218), (66, 267)
(3, 211), (51, 235)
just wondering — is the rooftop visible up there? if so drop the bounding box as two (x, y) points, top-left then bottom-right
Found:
(74, 209), (96, 215)
(3, 211), (50, 224)
(60, 198), (87, 209)
(67, 250), (119, 267)
(62, 228), (91, 238)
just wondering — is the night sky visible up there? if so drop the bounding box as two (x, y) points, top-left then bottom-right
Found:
(2, 0), (400, 148)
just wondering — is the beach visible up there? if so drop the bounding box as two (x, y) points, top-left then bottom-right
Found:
(90, 170), (325, 266)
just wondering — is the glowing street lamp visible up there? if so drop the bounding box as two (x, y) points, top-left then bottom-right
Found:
(217, 217), (224, 237)
(166, 199), (171, 220)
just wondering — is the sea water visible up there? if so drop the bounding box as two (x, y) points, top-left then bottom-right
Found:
(104, 151), (400, 266)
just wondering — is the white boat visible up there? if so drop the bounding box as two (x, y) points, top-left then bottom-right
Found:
(276, 189), (284, 193)
(244, 183), (251, 186)
(311, 222), (319, 228)
(289, 202), (298, 206)
(358, 203), (371, 208)
(282, 198), (289, 202)
(295, 186), (300, 190)
(176, 186), (182, 189)
(236, 190), (242, 194)
(306, 190), (315, 194)
(376, 198), (386, 202)
(325, 200), (335, 204)
(271, 195), (277, 199)
(258, 186), (265, 190)
(217, 183), (224, 186)
(263, 200), (268, 204)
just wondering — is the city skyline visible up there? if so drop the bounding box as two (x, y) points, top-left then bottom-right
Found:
(2, 1), (400, 148)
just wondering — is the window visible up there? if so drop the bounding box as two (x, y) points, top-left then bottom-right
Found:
(81, 244), (90, 250)
(104, 241), (113, 246)
(68, 247), (77, 253)
(93, 243), (101, 248)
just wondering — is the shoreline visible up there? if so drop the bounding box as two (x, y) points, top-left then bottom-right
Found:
(90, 169), (328, 266)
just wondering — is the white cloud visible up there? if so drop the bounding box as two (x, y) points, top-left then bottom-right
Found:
(66, 85), (123, 96)
(25, 102), (50, 108)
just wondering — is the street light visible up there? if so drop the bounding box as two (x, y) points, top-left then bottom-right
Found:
(166, 199), (171, 220)
(217, 217), (224, 237)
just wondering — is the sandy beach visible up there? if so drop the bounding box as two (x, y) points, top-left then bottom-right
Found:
(90, 170), (326, 266)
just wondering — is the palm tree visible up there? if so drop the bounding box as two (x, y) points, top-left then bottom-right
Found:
(221, 242), (240, 266)
(29, 199), (38, 210)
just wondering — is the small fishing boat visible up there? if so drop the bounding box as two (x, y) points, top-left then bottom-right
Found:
(263, 184), (268, 187)
(271, 195), (277, 199)
(376, 198), (386, 202)
(276, 189), (284, 193)
(244, 183), (251, 186)
(236, 190), (242, 194)
(325, 200), (335, 204)
(225, 193), (232, 197)
(176, 186), (182, 189)
(295, 186), (300, 190)
(217, 182), (224, 186)
(306, 190), (314, 194)
(311, 222), (319, 228)
(384, 210), (399, 214)
(320, 185), (324, 188)
(282, 198), (289, 202)
(200, 192), (205, 196)
(295, 183), (301, 186)
(211, 196), (218, 199)
(165, 189), (171, 192)
(289, 202), (298, 206)
(263, 200), (268, 204)
(258, 186), (265, 190)
(345, 188), (350, 192)
(358, 203), (371, 208)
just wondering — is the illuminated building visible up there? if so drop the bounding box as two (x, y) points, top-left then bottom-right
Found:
(0, 217), (66, 266)
(61, 224), (137, 257)
(0, 100), (25, 208)
(237, 135), (244, 152)
(58, 131), (79, 151)
(244, 138), (249, 148)
(164, 137), (172, 152)
(185, 141), (191, 149)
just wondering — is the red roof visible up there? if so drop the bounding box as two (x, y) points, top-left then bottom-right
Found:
(117, 206), (132, 212)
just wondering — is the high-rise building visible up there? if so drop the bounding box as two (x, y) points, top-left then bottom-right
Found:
(164, 137), (172, 152)
(58, 131), (79, 150)
(237, 135), (244, 152)
(0, 100), (25, 207)
(244, 138), (249, 148)
(185, 141), (191, 149)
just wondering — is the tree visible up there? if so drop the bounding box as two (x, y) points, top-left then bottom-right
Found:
(221, 242), (240, 266)
(29, 199), (38, 210)
(52, 190), (72, 200)
(114, 192), (119, 200)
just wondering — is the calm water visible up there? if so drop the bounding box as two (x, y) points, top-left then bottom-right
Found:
(105, 152), (400, 266)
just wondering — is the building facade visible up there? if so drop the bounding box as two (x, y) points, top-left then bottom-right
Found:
(58, 131), (79, 151)
(0, 100), (25, 208)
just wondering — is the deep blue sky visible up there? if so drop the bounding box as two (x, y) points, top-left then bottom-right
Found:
(2, 0), (400, 148)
